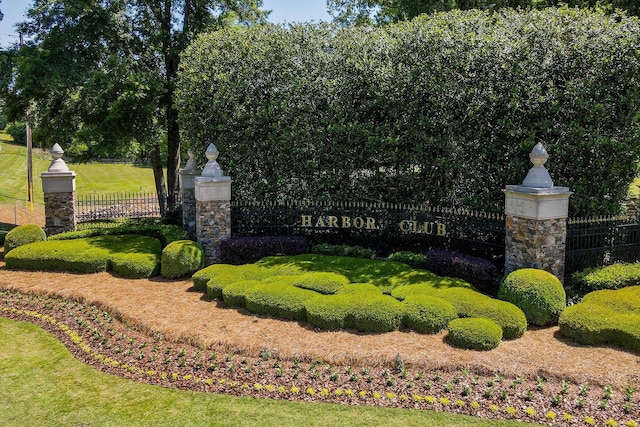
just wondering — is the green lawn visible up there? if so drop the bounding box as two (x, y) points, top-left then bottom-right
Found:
(0, 136), (158, 205)
(0, 317), (536, 427)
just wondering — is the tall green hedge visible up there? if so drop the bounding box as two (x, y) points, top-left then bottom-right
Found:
(178, 8), (640, 216)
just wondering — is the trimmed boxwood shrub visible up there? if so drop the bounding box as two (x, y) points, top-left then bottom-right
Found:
(402, 295), (458, 334)
(434, 288), (527, 339)
(293, 272), (350, 294)
(348, 295), (405, 333)
(111, 252), (161, 279)
(335, 283), (382, 295)
(161, 240), (204, 279)
(5, 235), (161, 276)
(50, 221), (187, 247)
(572, 263), (640, 293)
(4, 224), (46, 254)
(219, 236), (308, 265)
(305, 294), (353, 330)
(221, 280), (261, 308)
(390, 277), (475, 301)
(245, 283), (317, 321)
(559, 286), (640, 352)
(498, 268), (566, 326)
(446, 318), (503, 351)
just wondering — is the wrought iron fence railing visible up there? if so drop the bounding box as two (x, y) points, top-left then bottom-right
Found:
(76, 192), (162, 225)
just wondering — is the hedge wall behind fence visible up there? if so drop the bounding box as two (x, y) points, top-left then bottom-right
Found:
(177, 8), (640, 217)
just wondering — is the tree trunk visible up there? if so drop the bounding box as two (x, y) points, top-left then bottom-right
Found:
(166, 95), (180, 208)
(150, 143), (167, 215)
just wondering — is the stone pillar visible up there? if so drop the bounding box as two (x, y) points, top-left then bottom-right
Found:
(194, 144), (232, 265)
(179, 149), (201, 238)
(504, 143), (572, 281)
(40, 143), (77, 235)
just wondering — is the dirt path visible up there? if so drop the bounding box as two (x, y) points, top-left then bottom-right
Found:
(0, 264), (638, 388)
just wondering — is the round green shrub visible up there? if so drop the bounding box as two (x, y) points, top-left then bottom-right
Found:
(436, 288), (527, 339)
(446, 318), (503, 351)
(244, 283), (317, 321)
(4, 224), (46, 254)
(387, 251), (428, 269)
(305, 294), (353, 330)
(293, 272), (350, 294)
(347, 295), (405, 333)
(402, 295), (458, 334)
(161, 240), (204, 279)
(498, 269), (566, 326)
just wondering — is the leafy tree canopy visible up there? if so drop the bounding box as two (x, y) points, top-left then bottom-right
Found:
(327, 0), (640, 25)
(2, 0), (267, 209)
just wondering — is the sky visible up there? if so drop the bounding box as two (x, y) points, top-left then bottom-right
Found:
(0, 0), (332, 48)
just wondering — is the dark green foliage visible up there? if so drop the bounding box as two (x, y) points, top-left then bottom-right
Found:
(4, 224), (46, 254)
(424, 249), (500, 296)
(387, 251), (428, 269)
(402, 295), (458, 334)
(311, 244), (376, 260)
(293, 272), (350, 294)
(244, 282), (317, 321)
(5, 122), (26, 146)
(219, 236), (309, 265)
(50, 221), (187, 248)
(572, 263), (640, 294)
(559, 286), (640, 352)
(5, 235), (161, 276)
(446, 318), (503, 351)
(161, 240), (204, 279)
(498, 269), (566, 326)
(178, 9), (640, 217)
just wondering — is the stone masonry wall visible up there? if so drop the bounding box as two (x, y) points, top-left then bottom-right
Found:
(505, 215), (567, 281)
(196, 200), (231, 265)
(44, 191), (76, 235)
(181, 188), (197, 238)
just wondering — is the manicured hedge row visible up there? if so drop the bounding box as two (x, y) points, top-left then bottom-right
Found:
(178, 8), (640, 217)
(50, 221), (187, 248)
(5, 235), (162, 278)
(559, 286), (640, 352)
(572, 263), (640, 293)
(161, 240), (204, 279)
(447, 318), (503, 351)
(311, 244), (377, 260)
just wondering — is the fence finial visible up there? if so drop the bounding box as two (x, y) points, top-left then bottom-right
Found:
(201, 143), (229, 180)
(522, 142), (553, 188)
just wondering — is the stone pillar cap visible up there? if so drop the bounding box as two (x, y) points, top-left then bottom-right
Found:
(201, 143), (228, 179)
(522, 143), (553, 188)
(48, 143), (71, 173)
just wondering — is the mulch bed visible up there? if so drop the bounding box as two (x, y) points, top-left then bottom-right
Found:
(1, 282), (638, 426)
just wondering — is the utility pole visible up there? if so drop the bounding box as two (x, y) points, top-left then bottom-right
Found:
(20, 32), (33, 210)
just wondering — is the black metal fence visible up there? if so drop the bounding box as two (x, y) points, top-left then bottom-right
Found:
(76, 192), (161, 225)
(231, 200), (505, 262)
(566, 213), (640, 276)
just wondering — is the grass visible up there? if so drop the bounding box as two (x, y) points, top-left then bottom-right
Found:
(0, 135), (158, 205)
(0, 317), (537, 427)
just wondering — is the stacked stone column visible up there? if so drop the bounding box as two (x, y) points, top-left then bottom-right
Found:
(179, 149), (201, 239)
(40, 144), (77, 235)
(194, 144), (232, 265)
(504, 143), (572, 281)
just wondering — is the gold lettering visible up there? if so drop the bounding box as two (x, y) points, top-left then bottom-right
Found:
(327, 216), (338, 228)
(423, 222), (434, 235)
(353, 217), (365, 229)
(342, 216), (351, 228)
(366, 217), (376, 230)
(399, 220), (410, 232)
(301, 215), (313, 227)
(315, 216), (326, 227)
(437, 223), (447, 236)
(412, 220), (418, 233)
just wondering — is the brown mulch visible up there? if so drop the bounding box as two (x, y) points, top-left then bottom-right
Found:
(1, 261), (639, 426)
